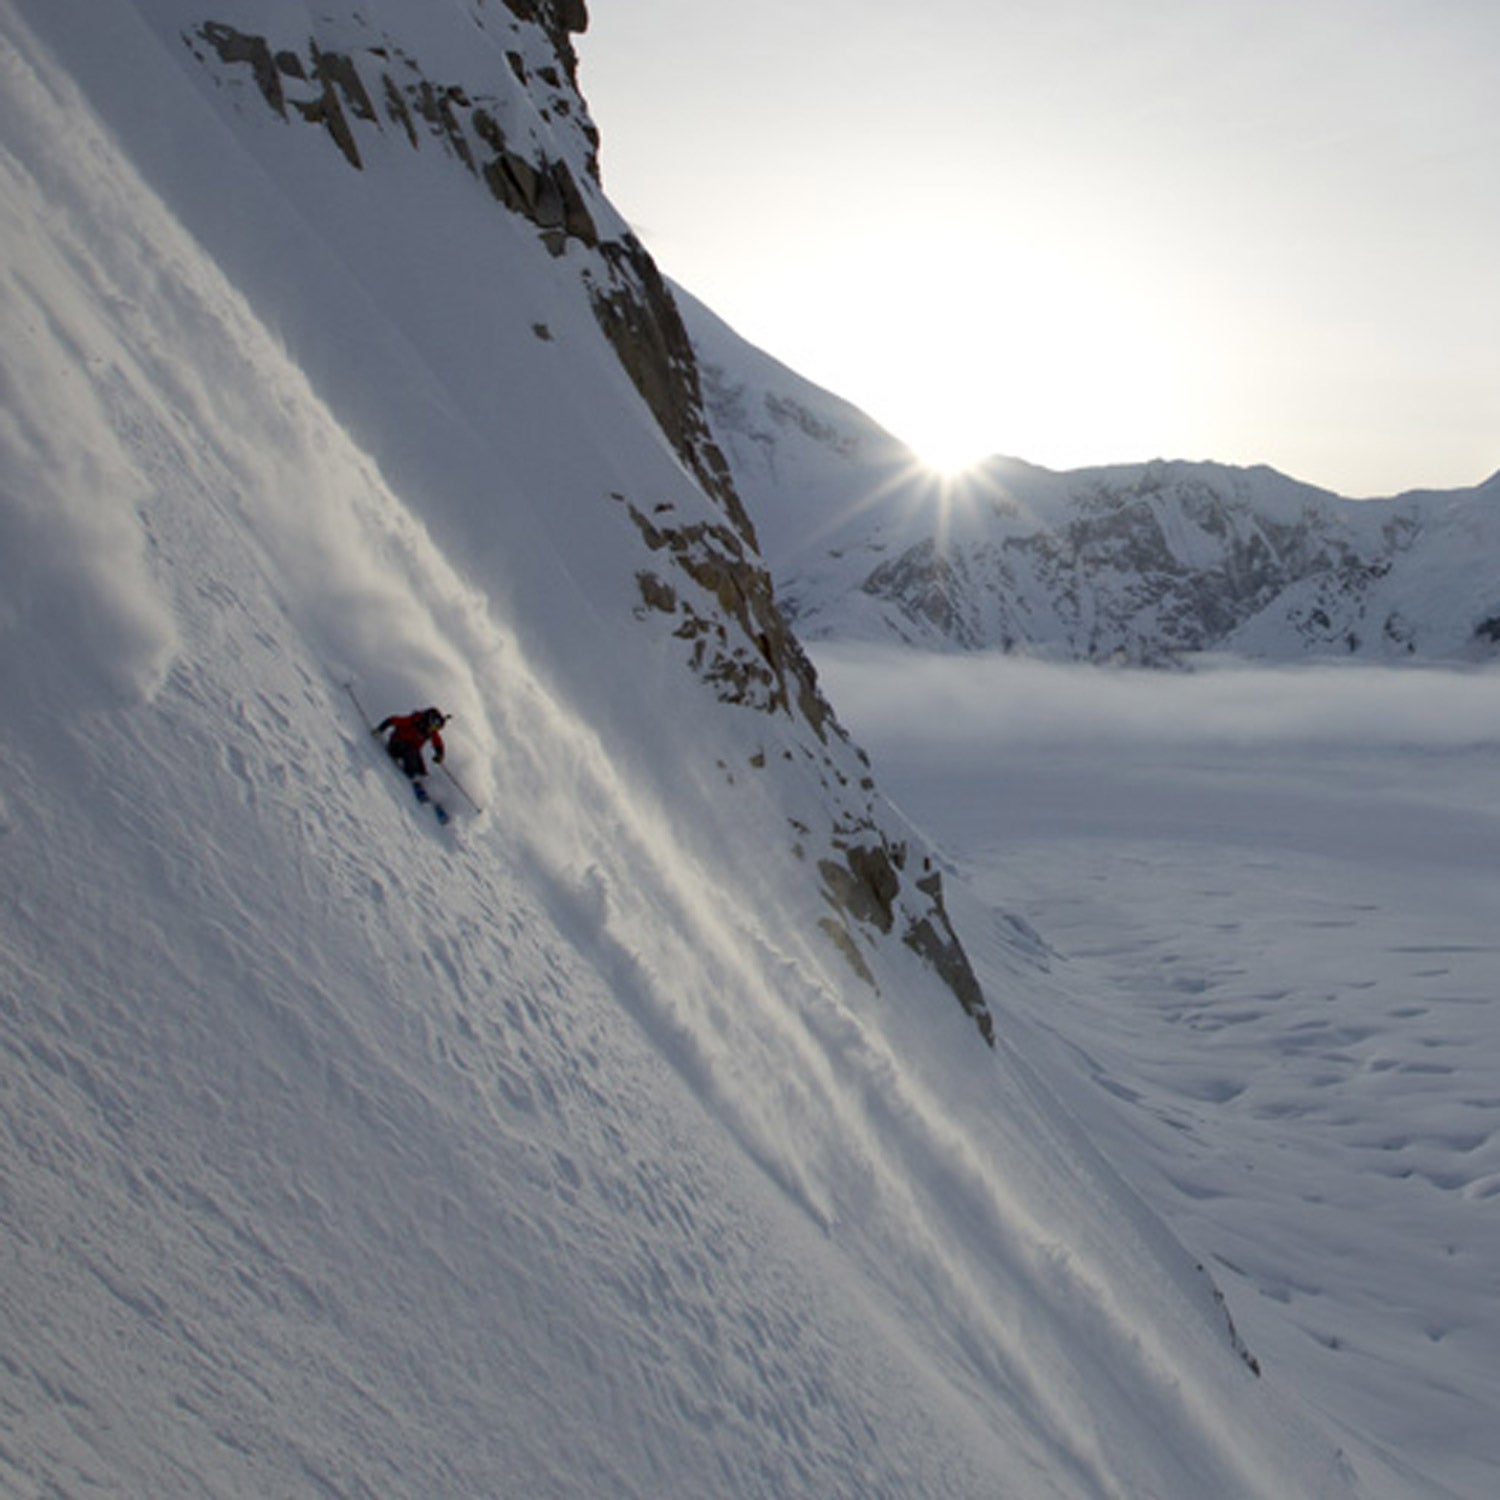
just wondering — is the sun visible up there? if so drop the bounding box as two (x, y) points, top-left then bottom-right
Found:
(882, 405), (1002, 480)
(729, 220), (1188, 486)
(904, 426), (994, 480)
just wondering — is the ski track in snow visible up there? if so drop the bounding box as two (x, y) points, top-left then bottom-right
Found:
(819, 646), (1500, 1498)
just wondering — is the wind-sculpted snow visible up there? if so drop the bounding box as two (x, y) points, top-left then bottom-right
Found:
(0, 1), (1417, 1495)
(0, 56), (178, 707)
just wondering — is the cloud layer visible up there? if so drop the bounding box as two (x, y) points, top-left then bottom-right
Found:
(814, 645), (1500, 758)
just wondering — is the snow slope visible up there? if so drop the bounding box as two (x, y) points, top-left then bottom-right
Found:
(0, 2), (1380, 1496)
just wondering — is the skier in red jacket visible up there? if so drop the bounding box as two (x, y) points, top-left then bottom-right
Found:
(375, 706), (448, 782)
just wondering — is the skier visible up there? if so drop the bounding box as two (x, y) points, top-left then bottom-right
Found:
(374, 706), (448, 783)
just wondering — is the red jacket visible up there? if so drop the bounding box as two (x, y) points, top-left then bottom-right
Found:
(379, 711), (445, 762)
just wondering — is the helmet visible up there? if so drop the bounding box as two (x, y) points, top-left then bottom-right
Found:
(423, 707), (446, 728)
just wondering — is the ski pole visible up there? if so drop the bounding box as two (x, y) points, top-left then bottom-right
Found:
(437, 761), (483, 814)
(343, 680), (374, 729)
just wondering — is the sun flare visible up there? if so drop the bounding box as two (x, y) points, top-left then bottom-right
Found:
(730, 223), (1187, 486)
(881, 377), (1004, 480)
(905, 430), (992, 480)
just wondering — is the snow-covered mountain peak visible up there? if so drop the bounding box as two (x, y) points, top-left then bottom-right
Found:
(683, 294), (1500, 666)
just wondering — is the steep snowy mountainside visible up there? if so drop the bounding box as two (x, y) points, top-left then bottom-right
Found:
(23, 0), (986, 1038)
(0, 2), (1378, 1496)
(681, 292), (1500, 663)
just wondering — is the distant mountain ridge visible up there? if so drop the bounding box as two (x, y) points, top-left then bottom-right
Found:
(680, 289), (1500, 664)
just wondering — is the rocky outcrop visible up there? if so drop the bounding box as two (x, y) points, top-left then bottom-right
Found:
(189, 17), (740, 522)
(498, 0), (591, 88)
(193, 18), (744, 528)
(820, 842), (992, 1045)
(191, 20), (600, 252)
(622, 497), (828, 734)
(590, 242), (751, 537)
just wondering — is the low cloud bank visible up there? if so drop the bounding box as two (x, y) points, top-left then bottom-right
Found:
(813, 644), (1500, 757)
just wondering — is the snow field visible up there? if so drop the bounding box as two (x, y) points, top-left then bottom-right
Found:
(819, 644), (1500, 1497)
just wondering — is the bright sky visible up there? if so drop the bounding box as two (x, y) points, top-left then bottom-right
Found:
(578, 0), (1499, 496)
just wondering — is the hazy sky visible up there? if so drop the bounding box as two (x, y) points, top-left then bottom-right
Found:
(579, 0), (1498, 495)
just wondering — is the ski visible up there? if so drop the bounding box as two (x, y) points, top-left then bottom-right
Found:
(411, 776), (451, 826)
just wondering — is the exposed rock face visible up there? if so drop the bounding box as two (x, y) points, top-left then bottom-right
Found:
(623, 498), (828, 733)
(590, 242), (751, 537)
(186, 10), (993, 1043)
(189, 14), (727, 519)
(499, 0), (590, 77)
(191, 20), (600, 250)
(820, 845), (992, 1045)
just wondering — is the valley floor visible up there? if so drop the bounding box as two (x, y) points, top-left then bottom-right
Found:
(817, 649), (1500, 1500)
